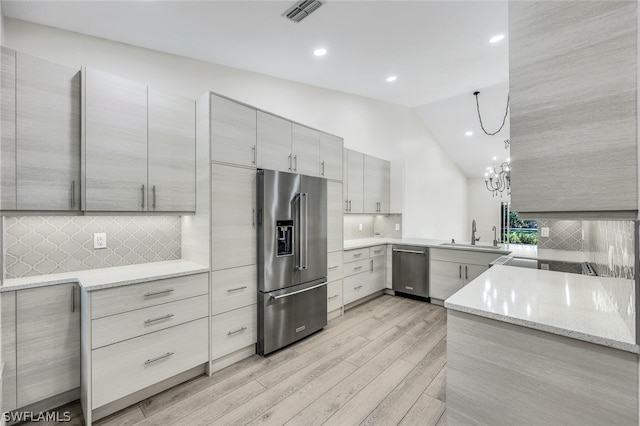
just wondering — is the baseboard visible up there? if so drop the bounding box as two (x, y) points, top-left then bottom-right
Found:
(4, 388), (79, 426)
(344, 290), (385, 311)
(210, 345), (256, 374)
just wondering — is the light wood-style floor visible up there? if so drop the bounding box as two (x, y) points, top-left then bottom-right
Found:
(24, 295), (447, 426)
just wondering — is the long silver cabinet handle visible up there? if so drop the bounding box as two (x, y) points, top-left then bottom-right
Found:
(370, 259), (373, 271)
(251, 145), (256, 165)
(328, 266), (340, 270)
(145, 352), (174, 365)
(227, 286), (247, 293)
(349, 200), (352, 212)
(152, 185), (157, 210)
(144, 289), (174, 298)
(354, 266), (363, 270)
(227, 327), (248, 336)
(329, 294), (339, 300)
(374, 249), (382, 254)
(71, 181), (76, 209)
(321, 161), (325, 176)
(392, 249), (425, 255)
(465, 265), (468, 280)
(252, 208), (255, 228)
(145, 314), (174, 324)
(141, 184), (145, 210)
(294, 155), (298, 171)
(288, 154), (292, 171)
(269, 282), (327, 301)
(353, 253), (363, 257)
(345, 200), (349, 212)
(459, 265), (462, 279)
(71, 287), (75, 313)
(354, 285), (363, 290)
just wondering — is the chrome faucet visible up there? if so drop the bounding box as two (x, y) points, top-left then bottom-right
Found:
(471, 219), (480, 245)
(492, 226), (498, 247)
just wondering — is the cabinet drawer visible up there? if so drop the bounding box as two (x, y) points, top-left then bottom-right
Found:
(91, 295), (208, 349)
(369, 245), (386, 258)
(211, 265), (257, 316)
(90, 273), (209, 319)
(327, 279), (343, 313)
(343, 258), (371, 277)
(327, 251), (344, 281)
(343, 248), (369, 263)
(91, 318), (208, 409)
(343, 274), (372, 305)
(211, 304), (257, 360)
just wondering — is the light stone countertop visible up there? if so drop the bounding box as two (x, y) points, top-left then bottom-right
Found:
(445, 265), (638, 353)
(1, 259), (208, 292)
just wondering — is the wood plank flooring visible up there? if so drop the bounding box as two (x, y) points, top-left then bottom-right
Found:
(22, 295), (447, 426)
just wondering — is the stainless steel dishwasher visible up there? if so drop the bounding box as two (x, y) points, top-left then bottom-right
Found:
(392, 245), (429, 298)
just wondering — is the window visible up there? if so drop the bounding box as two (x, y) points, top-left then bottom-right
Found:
(500, 202), (537, 245)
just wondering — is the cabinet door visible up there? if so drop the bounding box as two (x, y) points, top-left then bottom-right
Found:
(211, 164), (257, 270)
(342, 147), (349, 213)
(327, 181), (343, 253)
(210, 94), (257, 167)
(320, 133), (343, 181)
(346, 149), (364, 213)
(16, 284), (80, 407)
(463, 264), (488, 285)
(2, 292), (16, 412)
(509, 2), (637, 214)
(369, 256), (386, 292)
(85, 68), (148, 211)
(363, 155), (390, 213)
(292, 123), (320, 176)
(148, 88), (195, 212)
(1, 47), (16, 210)
(16, 53), (80, 211)
(256, 111), (291, 173)
(429, 260), (463, 300)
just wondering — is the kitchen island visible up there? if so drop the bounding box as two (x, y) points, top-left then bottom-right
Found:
(444, 265), (638, 425)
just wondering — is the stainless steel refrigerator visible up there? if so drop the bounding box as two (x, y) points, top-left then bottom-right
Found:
(257, 169), (327, 356)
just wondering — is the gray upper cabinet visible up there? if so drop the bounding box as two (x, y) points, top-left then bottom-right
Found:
(1, 47), (16, 210)
(16, 284), (80, 407)
(84, 67), (148, 212)
(257, 111), (292, 173)
(0, 48), (81, 211)
(509, 2), (637, 216)
(291, 123), (320, 176)
(363, 154), (390, 213)
(210, 94), (257, 168)
(344, 149), (364, 213)
(16, 53), (81, 211)
(84, 67), (195, 212)
(148, 88), (195, 212)
(320, 132), (343, 181)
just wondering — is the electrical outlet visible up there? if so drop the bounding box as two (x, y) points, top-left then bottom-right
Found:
(540, 227), (549, 237)
(358, 223), (363, 231)
(94, 233), (107, 249)
(395, 223), (400, 231)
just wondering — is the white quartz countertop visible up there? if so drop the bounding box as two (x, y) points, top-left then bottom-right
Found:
(1, 259), (209, 292)
(344, 238), (591, 262)
(445, 265), (638, 353)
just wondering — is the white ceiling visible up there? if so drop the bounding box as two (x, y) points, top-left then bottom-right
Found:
(2, 0), (510, 176)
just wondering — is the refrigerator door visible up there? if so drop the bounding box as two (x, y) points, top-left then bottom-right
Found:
(257, 280), (327, 356)
(258, 169), (300, 293)
(298, 175), (328, 285)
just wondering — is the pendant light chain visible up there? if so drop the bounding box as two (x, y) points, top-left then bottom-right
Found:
(473, 91), (510, 136)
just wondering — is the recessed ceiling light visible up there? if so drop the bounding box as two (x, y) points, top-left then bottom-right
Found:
(386, 75), (397, 83)
(313, 48), (327, 57)
(489, 34), (505, 43)
(465, 131), (473, 136)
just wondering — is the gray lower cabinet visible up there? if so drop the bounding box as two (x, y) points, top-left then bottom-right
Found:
(430, 249), (503, 301)
(0, 48), (81, 211)
(343, 247), (385, 305)
(3, 284), (81, 409)
(509, 2), (637, 216)
(210, 164), (257, 270)
(84, 67), (148, 212)
(147, 88), (196, 212)
(210, 94), (257, 168)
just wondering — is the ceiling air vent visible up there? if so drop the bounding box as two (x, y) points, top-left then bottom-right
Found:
(282, 0), (324, 23)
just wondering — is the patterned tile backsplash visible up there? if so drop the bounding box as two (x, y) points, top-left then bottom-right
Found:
(344, 214), (402, 240)
(3, 216), (181, 279)
(537, 220), (583, 251)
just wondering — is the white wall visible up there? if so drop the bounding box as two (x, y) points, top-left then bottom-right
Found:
(467, 177), (505, 244)
(4, 18), (468, 240)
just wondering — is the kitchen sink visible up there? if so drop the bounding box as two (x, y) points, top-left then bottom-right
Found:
(439, 242), (503, 250)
